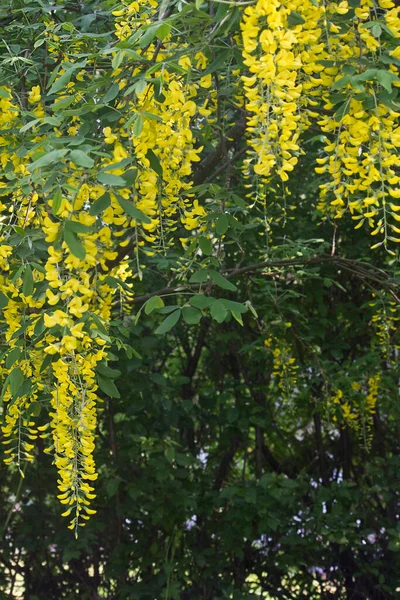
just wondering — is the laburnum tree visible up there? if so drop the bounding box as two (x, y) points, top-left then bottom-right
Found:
(0, 0), (399, 598)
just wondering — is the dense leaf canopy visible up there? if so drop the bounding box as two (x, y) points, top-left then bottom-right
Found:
(0, 0), (399, 598)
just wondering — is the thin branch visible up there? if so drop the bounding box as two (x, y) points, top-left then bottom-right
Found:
(130, 255), (399, 304)
(191, 116), (246, 186)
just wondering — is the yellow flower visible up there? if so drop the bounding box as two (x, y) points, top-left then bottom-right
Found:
(28, 85), (41, 104)
(103, 127), (117, 144)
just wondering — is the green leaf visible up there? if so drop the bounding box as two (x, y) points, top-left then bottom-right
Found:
(122, 168), (138, 185)
(155, 309), (181, 335)
(199, 237), (213, 255)
(141, 112), (163, 122)
(287, 10), (305, 27)
(116, 195), (152, 223)
(28, 401), (41, 417)
(227, 407), (239, 424)
(231, 194), (246, 209)
(210, 300), (228, 323)
(105, 275), (121, 289)
(328, 92), (346, 105)
(352, 69), (378, 82)
(97, 373), (120, 398)
(11, 265), (24, 285)
(189, 294), (214, 309)
(133, 114), (144, 137)
(64, 220), (91, 234)
(332, 75), (351, 90)
(69, 150), (94, 168)
(6, 348), (21, 369)
(111, 51), (124, 70)
(334, 101), (351, 120)
(139, 24), (159, 48)
(102, 83), (120, 104)
(89, 192), (111, 216)
(10, 367), (24, 397)
(40, 352), (56, 373)
(96, 363), (121, 379)
(371, 22), (382, 38)
(203, 50), (231, 75)
(130, 78), (147, 96)
(22, 265), (34, 296)
(48, 66), (76, 95)
(380, 22), (396, 37)
(157, 23), (171, 40)
(216, 214), (229, 236)
(245, 300), (258, 318)
(50, 96), (75, 112)
(146, 149), (163, 177)
(103, 158), (134, 172)
(90, 312), (108, 335)
(158, 305), (180, 314)
(145, 295), (165, 314)
(52, 188), (63, 216)
(182, 306), (202, 325)
(43, 116), (62, 126)
(164, 446), (175, 463)
(377, 90), (399, 110)
(342, 65), (356, 76)
(97, 172), (127, 187)
(106, 478), (120, 497)
(0, 292), (8, 308)
(220, 299), (247, 313)
(0, 373), (11, 407)
(29, 149), (68, 172)
(189, 270), (209, 283)
(231, 311), (243, 326)
(377, 70), (393, 93)
(208, 270), (237, 291)
(64, 229), (86, 260)
(14, 380), (33, 401)
(20, 118), (40, 133)
(381, 52), (400, 67)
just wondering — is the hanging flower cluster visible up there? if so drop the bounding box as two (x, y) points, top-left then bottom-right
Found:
(240, 0), (400, 249)
(0, 1), (206, 535)
(330, 374), (381, 449)
(0, 86), (130, 534)
(370, 292), (399, 360)
(241, 0), (324, 182)
(265, 336), (298, 399)
(331, 387), (359, 427)
(313, 1), (400, 248)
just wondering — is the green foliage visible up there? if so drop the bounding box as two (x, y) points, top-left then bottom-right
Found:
(0, 0), (399, 598)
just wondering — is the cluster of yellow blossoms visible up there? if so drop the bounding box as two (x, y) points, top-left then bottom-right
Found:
(265, 336), (298, 398)
(241, 0), (400, 248)
(330, 374), (380, 449)
(370, 293), (399, 360)
(317, 1), (400, 249)
(111, 1), (207, 243)
(331, 388), (359, 427)
(0, 0), (209, 535)
(241, 0), (324, 182)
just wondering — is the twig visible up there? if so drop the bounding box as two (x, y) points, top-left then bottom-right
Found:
(129, 255), (400, 304)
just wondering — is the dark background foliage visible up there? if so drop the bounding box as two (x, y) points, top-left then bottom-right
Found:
(1, 285), (399, 600)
